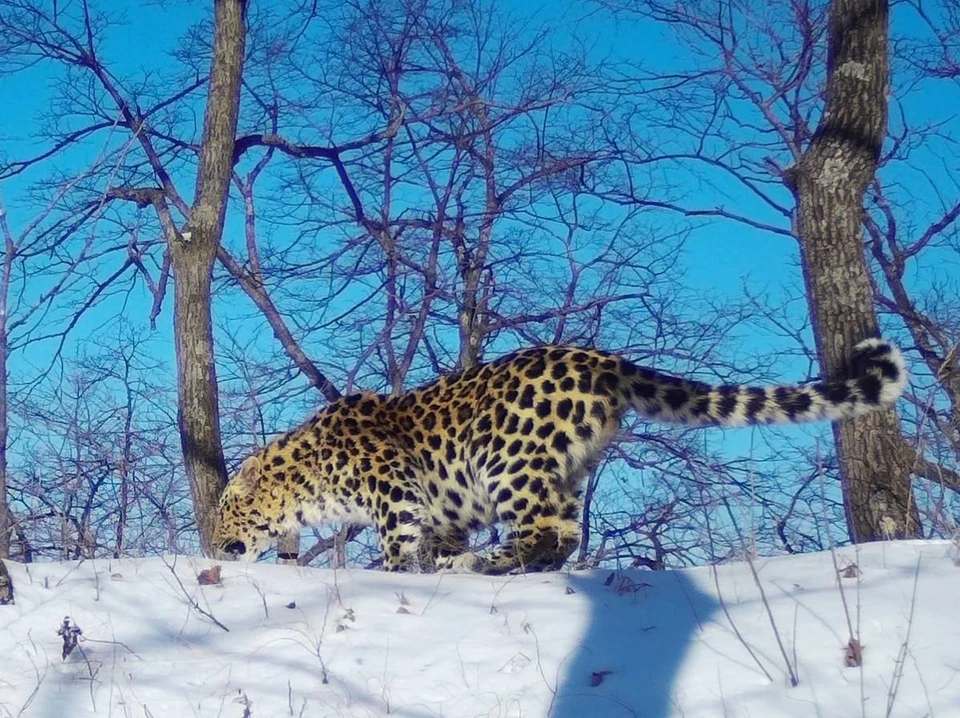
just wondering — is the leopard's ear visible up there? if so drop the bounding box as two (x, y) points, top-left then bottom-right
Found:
(232, 456), (263, 494)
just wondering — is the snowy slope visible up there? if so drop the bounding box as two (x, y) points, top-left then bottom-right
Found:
(1, 541), (957, 717)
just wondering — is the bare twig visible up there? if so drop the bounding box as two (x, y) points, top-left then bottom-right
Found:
(743, 554), (799, 686)
(885, 555), (923, 717)
(161, 556), (229, 632)
(14, 645), (48, 718)
(710, 564), (774, 683)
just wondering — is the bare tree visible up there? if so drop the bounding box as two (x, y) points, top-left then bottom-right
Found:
(592, 0), (959, 543)
(273, 0), (791, 567)
(167, 0), (248, 554)
(106, 0), (250, 553)
(870, 0), (960, 490)
(0, 181), (113, 559)
(786, 0), (919, 539)
(0, 201), (11, 558)
(0, 0), (381, 561)
(0, 0), (250, 554)
(10, 332), (187, 560)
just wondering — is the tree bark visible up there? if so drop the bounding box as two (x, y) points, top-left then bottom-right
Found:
(0, 202), (13, 559)
(789, 0), (919, 541)
(171, 0), (247, 556)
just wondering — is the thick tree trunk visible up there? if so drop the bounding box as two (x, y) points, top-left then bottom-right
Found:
(171, 0), (247, 556)
(171, 254), (228, 555)
(789, 0), (919, 541)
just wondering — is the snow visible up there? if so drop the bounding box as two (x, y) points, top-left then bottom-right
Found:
(1, 541), (958, 717)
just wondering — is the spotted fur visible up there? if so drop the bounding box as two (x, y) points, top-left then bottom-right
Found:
(213, 338), (906, 574)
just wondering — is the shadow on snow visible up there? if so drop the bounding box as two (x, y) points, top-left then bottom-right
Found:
(551, 568), (718, 718)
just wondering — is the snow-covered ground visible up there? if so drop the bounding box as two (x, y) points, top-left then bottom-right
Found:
(1, 540), (957, 717)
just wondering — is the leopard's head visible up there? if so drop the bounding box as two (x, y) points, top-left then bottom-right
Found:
(212, 456), (275, 561)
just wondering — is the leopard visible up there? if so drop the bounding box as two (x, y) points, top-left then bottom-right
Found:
(212, 337), (906, 574)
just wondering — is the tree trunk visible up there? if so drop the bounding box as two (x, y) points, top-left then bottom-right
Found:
(0, 303), (8, 560)
(0, 204), (12, 559)
(789, 0), (919, 541)
(171, 0), (247, 556)
(171, 252), (229, 556)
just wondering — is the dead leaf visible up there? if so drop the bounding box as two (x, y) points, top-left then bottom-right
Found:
(840, 563), (860, 579)
(197, 565), (222, 586)
(844, 638), (863, 667)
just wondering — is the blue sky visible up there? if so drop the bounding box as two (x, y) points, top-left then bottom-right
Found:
(1, 0), (953, 394)
(0, 0), (948, 413)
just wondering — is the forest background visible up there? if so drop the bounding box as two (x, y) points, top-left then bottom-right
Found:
(0, 0), (957, 569)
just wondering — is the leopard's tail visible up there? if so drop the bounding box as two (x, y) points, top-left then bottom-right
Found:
(619, 338), (907, 427)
